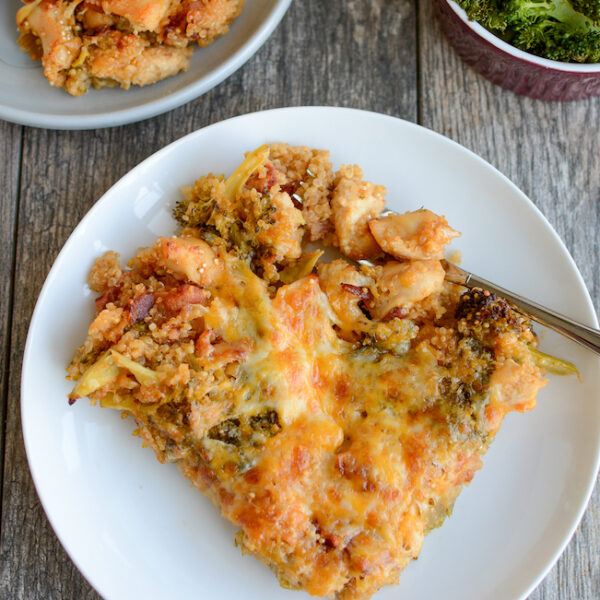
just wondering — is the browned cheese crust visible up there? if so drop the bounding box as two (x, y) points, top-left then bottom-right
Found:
(16, 0), (244, 95)
(68, 144), (548, 599)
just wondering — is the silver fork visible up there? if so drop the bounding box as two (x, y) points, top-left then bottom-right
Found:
(359, 255), (600, 355)
(363, 210), (600, 356)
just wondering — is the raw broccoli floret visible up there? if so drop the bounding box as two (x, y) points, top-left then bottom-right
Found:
(456, 0), (600, 62)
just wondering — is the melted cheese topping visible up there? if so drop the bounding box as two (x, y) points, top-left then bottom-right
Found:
(69, 239), (546, 600)
(68, 143), (551, 600)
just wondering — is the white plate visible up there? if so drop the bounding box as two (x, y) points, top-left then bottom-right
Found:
(0, 0), (291, 130)
(22, 107), (600, 600)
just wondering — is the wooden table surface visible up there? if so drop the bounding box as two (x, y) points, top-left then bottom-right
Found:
(1, 1), (599, 598)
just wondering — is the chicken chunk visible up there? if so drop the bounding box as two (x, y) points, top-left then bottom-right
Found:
(317, 260), (374, 336)
(18, 0), (82, 89)
(488, 359), (547, 415)
(79, 30), (192, 94)
(369, 209), (460, 261)
(155, 236), (221, 287)
(372, 260), (445, 320)
(184, 0), (245, 46)
(331, 165), (386, 260)
(101, 0), (171, 32)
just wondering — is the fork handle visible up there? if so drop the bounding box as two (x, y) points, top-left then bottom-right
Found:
(462, 272), (600, 356)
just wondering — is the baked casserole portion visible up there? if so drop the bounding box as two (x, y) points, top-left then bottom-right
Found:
(68, 144), (553, 599)
(17, 0), (244, 95)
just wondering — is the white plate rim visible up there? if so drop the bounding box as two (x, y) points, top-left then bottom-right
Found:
(21, 106), (600, 600)
(0, 0), (291, 130)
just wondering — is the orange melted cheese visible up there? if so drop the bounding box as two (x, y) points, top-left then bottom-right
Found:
(119, 250), (542, 600)
(68, 143), (548, 599)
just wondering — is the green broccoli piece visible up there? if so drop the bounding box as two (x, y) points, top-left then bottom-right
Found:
(514, 26), (600, 62)
(458, 0), (510, 31)
(173, 195), (215, 227)
(456, 0), (600, 62)
(569, 0), (600, 24)
(506, 0), (600, 61)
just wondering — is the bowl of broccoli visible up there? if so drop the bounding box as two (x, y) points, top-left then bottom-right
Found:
(435, 0), (600, 100)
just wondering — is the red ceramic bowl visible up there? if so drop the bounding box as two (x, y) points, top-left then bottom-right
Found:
(435, 0), (600, 101)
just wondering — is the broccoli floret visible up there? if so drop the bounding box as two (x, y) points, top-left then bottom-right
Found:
(249, 409), (282, 437)
(569, 0), (600, 24)
(459, 0), (510, 30)
(507, 0), (600, 60)
(173, 196), (214, 227)
(207, 410), (282, 447)
(208, 418), (242, 446)
(455, 288), (534, 345)
(515, 26), (600, 61)
(456, 0), (600, 62)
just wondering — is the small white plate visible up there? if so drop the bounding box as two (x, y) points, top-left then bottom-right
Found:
(22, 107), (600, 600)
(0, 0), (291, 129)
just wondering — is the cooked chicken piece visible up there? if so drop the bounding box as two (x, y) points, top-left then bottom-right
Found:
(317, 259), (374, 335)
(81, 31), (192, 92)
(81, 4), (115, 29)
(88, 306), (130, 343)
(100, 0), (171, 32)
(18, 0), (82, 89)
(184, 0), (245, 46)
(331, 165), (386, 260)
(155, 236), (221, 287)
(369, 209), (460, 261)
(488, 359), (547, 415)
(372, 260), (445, 319)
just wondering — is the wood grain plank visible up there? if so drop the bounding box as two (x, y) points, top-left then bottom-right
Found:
(418, 1), (600, 599)
(0, 120), (21, 527)
(0, 125), (113, 600)
(0, 1), (418, 598)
